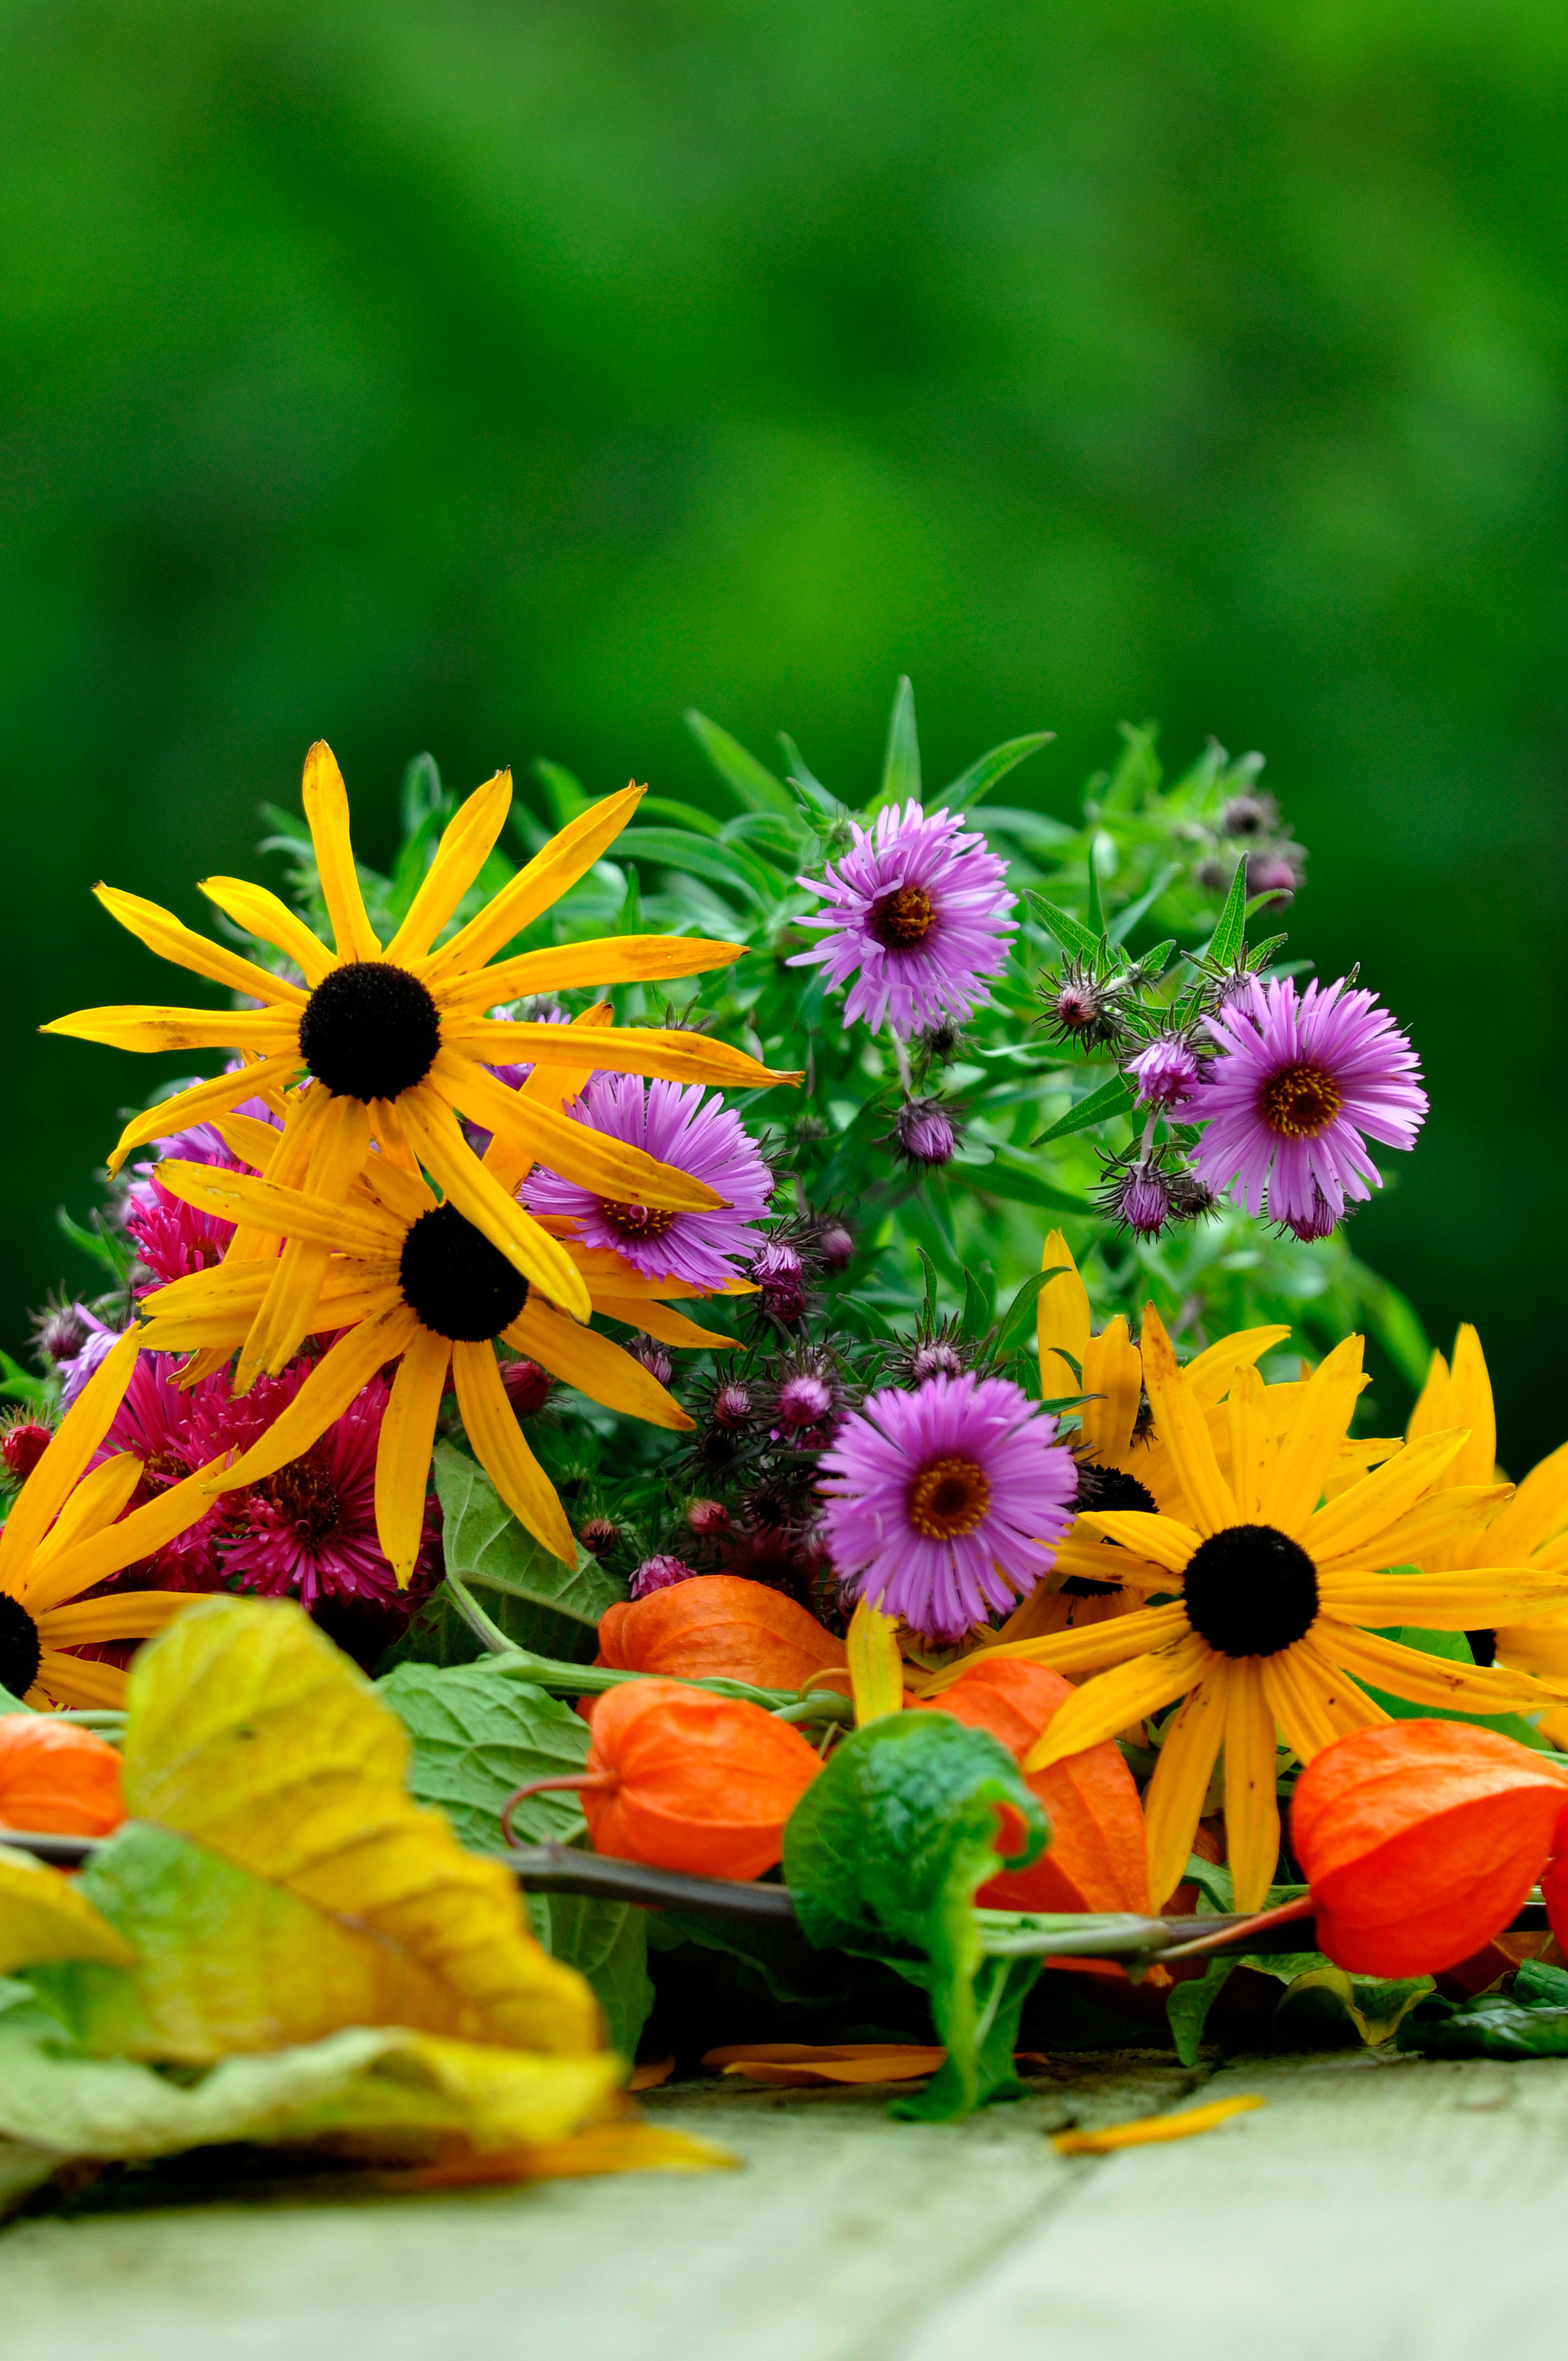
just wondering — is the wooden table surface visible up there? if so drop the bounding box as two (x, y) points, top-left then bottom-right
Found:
(5, 2047), (1568, 2361)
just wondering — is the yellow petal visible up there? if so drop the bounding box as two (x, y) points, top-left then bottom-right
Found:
(96, 1055), (302, 1177)
(1257, 1335), (1365, 1535)
(433, 1049), (725, 1212)
(1273, 1631), (1390, 1747)
(1024, 1629), (1212, 1770)
(441, 1017), (798, 1096)
(23, 1457), (245, 1616)
(383, 770), (513, 964)
(0, 1849), (136, 1974)
(37, 1589), (201, 1647)
(1304, 1426), (1474, 1560)
(94, 885), (307, 1008)
(1223, 1663), (1281, 1911)
(359, 1153), (439, 1229)
(920, 1600), (1192, 1696)
(302, 741), (380, 960)
(1226, 1363), (1271, 1521)
(153, 1158), (401, 1260)
(1444, 1324), (1497, 1490)
(1039, 1529), (1172, 1593)
(441, 933), (746, 1007)
(0, 1327), (142, 1591)
(28, 1452), (143, 1574)
(209, 1110), (291, 1172)
(198, 876), (337, 986)
(1183, 1325), (1292, 1408)
(1405, 1344), (1451, 1443)
(1052, 2095), (1264, 2153)
(1316, 1622), (1554, 1718)
(421, 785), (647, 984)
(41, 1003), (297, 1056)
(1317, 1567), (1568, 1630)
(375, 1328), (452, 1588)
(1143, 1665), (1229, 1910)
(506, 1300), (695, 1430)
(1081, 1318), (1141, 1462)
(400, 1088), (592, 1322)
(482, 1003), (617, 1195)
(1493, 1619), (1568, 1684)
(1138, 1305), (1238, 1535)
(234, 1098), (377, 1388)
(1036, 1231), (1091, 1395)
(1486, 1439), (1568, 1565)
(33, 1650), (129, 1709)
(201, 1305), (422, 1498)
(591, 1296), (738, 1351)
(451, 1340), (577, 1563)
(1313, 1483), (1510, 1574)
(847, 1600), (906, 1726)
(1074, 1508), (1200, 1573)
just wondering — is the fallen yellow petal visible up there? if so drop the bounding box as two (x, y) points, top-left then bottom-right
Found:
(1051, 2094), (1264, 2152)
(704, 2042), (946, 2087)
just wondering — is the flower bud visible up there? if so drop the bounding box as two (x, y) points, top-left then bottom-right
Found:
(1040, 958), (1125, 1051)
(1, 1419), (52, 1483)
(579, 1517), (622, 1559)
(1279, 1187), (1337, 1242)
(1247, 849), (1304, 899)
(629, 1552), (698, 1600)
(893, 1097), (958, 1169)
(685, 1497), (732, 1538)
(631, 1336), (675, 1389)
(752, 1241), (807, 1326)
(1127, 1037), (1200, 1112)
(498, 1358), (553, 1419)
(710, 1381), (754, 1429)
(1098, 1159), (1173, 1239)
(816, 1220), (855, 1273)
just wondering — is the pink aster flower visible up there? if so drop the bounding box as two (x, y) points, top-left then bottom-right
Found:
(525, 1074), (772, 1291)
(788, 801), (1015, 1040)
(818, 1370), (1076, 1644)
(1179, 975), (1428, 1229)
(123, 1093), (283, 1288)
(1127, 1037), (1200, 1111)
(222, 1375), (432, 1609)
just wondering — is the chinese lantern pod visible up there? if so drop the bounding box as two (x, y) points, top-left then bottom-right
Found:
(581, 1677), (824, 1882)
(1541, 1850), (1568, 1952)
(923, 1657), (1152, 1916)
(1291, 1720), (1568, 1978)
(595, 1576), (847, 1691)
(0, 1717), (125, 1836)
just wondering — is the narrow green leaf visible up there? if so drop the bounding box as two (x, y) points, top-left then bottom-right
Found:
(533, 757), (591, 829)
(1347, 1260), (1433, 1392)
(610, 827), (768, 907)
(1032, 1074), (1135, 1147)
(1085, 842), (1106, 936)
(972, 1160), (1093, 1215)
(994, 1265), (1072, 1354)
(399, 752), (445, 837)
(961, 1262), (996, 1337)
(1027, 895), (1102, 962)
(0, 1351), (49, 1410)
(777, 732), (838, 816)
(639, 796), (723, 838)
(1204, 857), (1250, 968)
(685, 710), (795, 818)
(941, 731), (1055, 810)
(869, 675), (920, 815)
(1108, 870), (1179, 947)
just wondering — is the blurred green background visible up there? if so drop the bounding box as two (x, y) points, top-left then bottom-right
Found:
(3, 1), (1564, 1459)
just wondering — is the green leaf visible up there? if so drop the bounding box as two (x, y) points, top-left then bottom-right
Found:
(434, 1445), (624, 1664)
(1273, 1964), (1433, 2049)
(994, 1265), (1072, 1355)
(639, 796), (723, 838)
(782, 1715), (1047, 2119)
(776, 732), (838, 816)
(961, 1262), (996, 1337)
(0, 1351), (48, 1410)
(1398, 1965), (1568, 2059)
(1203, 856), (1250, 968)
(685, 710), (796, 818)
(400, 750), (445, 836)
(612, 827), (776, 906)
(1085, 841), (1106, 936)
(1346, 1259), (1433, 1393)
(538, 1894), (653, 2060)
(1032, 1074), (1136, 1147)
(533, 758), (591, 828)
(942, 732), (1055, 810)
(1028, 894), (1102, 961)
(1167, 1960), (1235, 2065)
(867, 675), (920, 816)
(1108, 872), (1178, 949)
(56, 1207), (134, 1282)
(377, 1661), (593, 1850)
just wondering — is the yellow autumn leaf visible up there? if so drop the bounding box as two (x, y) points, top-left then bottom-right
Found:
(0, 1847), (135, 1976)
(120, 1597), (600, 2055)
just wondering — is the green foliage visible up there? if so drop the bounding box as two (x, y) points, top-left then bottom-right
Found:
(783, 1713), (1048, 2119)
(1399, 1962), (1568, 2060)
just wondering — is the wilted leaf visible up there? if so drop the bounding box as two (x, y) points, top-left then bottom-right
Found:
(0, 1848), (134, 1976)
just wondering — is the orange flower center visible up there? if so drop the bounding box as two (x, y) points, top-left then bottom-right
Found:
(600, 1201), (679, 1241)
(1260, 1061), (1342, 1139)
(868, 885), (935, 951)
(908, 1454), (992, 1540)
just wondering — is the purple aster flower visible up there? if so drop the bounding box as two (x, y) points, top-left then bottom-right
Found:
(1179, 975), (1428, 1229)
(788, 801), (1015, 1040)
(1127, 1037), (1200, 1112)
(818, 1370), (1076, 1643)
(56, 1309), (121, 1408)
(462, 1002), (572, 1154)
(893, 1097), (960, 1169)
(751, 1238), (809, 1326)
(525, 1075), (772, 1291)
(630, 1552), (699, 1599)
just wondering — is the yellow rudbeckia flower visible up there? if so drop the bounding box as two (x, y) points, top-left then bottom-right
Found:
(43, 745), (798, 1364)
(920, 1304), (1568, 1909)
(0, 1331), (219, 1708)
(1406, 1324), (1568, 1744)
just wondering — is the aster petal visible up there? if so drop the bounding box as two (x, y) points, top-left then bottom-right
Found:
(452, 1339), (576, 1563)
(1143, 1667), (1230, 1910)
(401, 1087), (592, 1322)
(197, 876), (337, 986)
(1223, 1664), (1282, 1911)
(507, 1300), (694, 1430)
(1024, 1632), (1214, 1772)
(93, 886), (308, 1008)
(0, 1328), (142, 1594)
(302, 740), (381, 960)
(440, 934), (746, 1008)
(421, 785), (646, 984)
(383, 770), (512, 964)
(1304, 1426), (1474, 1559)
(1257, 1335), (1365, 1535)
(375, 1326), (452, 1588)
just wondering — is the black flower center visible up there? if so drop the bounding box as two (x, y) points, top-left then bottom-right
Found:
(1260, 1061), (1342, 1140)
(1073, 1462), (1157, 1516)
(908, 1454), (991, 1540)
(600, 1200), (678, 1241)
(0, 1592), (42, 1698)
(1061, 1576), (1124, 1598)
(868, 885), (935, 951)
(399, 1203), (530, 1342)
(298, 960), (442, 1103)
(1183, 1521), (1320, 1658)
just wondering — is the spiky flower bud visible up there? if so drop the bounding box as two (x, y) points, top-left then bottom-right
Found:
(752, 1240), (808, 1326)
(776, 1373), (835, 1429)
(711, 1381), (754, 1429)
(0, 1419), (52, 1483)
(816, 1220), (855, 1273)
(1280, 1188), (1337, 1242)
(1127, 1037), (1200, 1112)
(498, 1358), (553, 1419)
(32, 1302), (88, 1368)
(631, 1336), (675, 1389)
(909, 1339), (966, 1382)
(1247, 848), (1304, 899)
(1097, 1158), (1174, 1240)
(1167, 1168), (1220, 1223)
(893, 1097), (959, 1169)
(579, 1517), (622, 1558)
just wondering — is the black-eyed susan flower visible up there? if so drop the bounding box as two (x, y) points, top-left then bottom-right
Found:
(135, 1139), (737, 1582)
(0, 1331), (219, 1708)
(923, 1303), (1568, 1910)
(43, 744), (798, 1356)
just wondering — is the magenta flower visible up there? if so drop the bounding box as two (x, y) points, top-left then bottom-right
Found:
(1127, 1037), (1200, 1111)
(223, 1376), (432, 1609)
(1180, 975), (1428, 1229)
(124, 1094), (282, 1288)
(630, 1553), (699, 1599)
(818, 1370), (1076, 1643)
(788, 801), (1015, 1040)
(525, 1074), (772, 1291)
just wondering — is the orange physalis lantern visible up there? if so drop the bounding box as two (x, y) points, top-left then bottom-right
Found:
(0, 1716), (126, 1836)
(924, 1658), (1152, 1915)
(597, 1576), (847, 1693)
(580, 1678), (824, 1881)
(1291, 1720), (1568, 1976)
